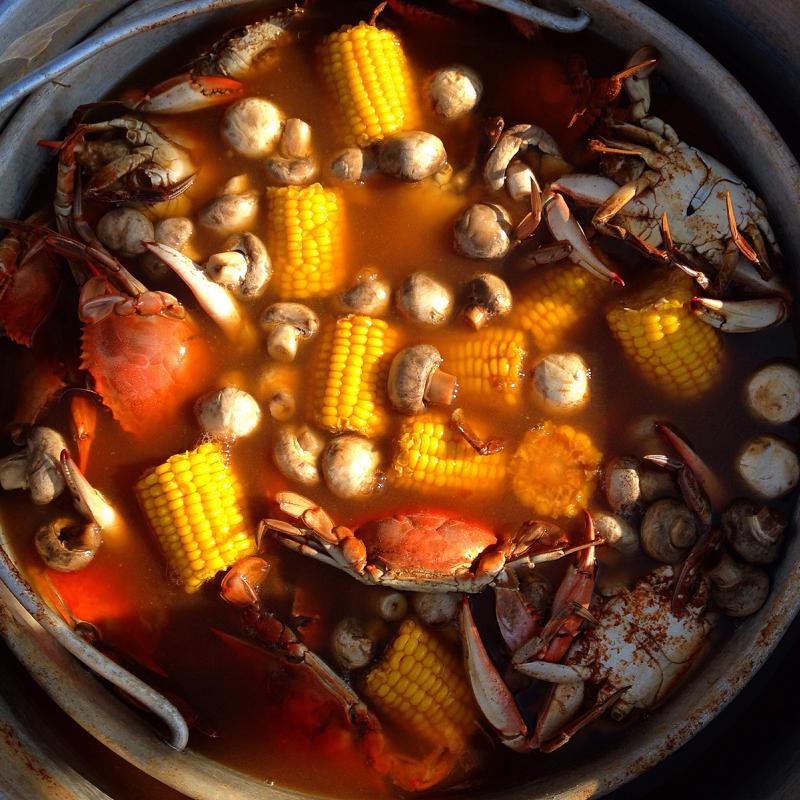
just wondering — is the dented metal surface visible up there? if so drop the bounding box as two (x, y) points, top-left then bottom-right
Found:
(0, 0), (798, 798)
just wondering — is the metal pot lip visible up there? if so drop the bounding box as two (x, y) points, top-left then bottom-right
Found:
(0, 1), (799, 798)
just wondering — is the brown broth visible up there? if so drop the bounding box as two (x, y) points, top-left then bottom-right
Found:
(0, 2), (798, 798)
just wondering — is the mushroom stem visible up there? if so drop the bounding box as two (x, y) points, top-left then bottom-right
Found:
(464, 304), (488, 330)
(425, 369), (458, 406)
(268, 324), (299, 362)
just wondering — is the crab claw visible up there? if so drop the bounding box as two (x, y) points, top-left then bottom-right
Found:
(542, 190), (624, 285)
(120, 73), (244, 114)
(642, 454), (712, 533)
(59, 449), (117, 531)
(144, 242), (254, 345)
(691, 296), (790, 333)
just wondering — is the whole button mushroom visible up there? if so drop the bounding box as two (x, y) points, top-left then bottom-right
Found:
(260, 303), (319, 362)
(378, 131), (447, 182)
(707, 552), (770, 618)
(35, 518), (101, 573)
(462, 273), (511, 329)
(722, 499), (786, 565)
(206, 232), (271, 298)
(0, 427), (69, 505)
(387, 345), (458, 414)
(603, 455), (674, 518)
(198, 190), (259, 233)
(745, 363), (800, 424)
(337, 271), (391, 316)
(263, 156), (318, 186)
(737, 435), (799, 498)
(411, 592), (459, 626)
(454, 203), (512, 259)
(427, 65), (483, 119)
(280, 118), (313, 159)
(96, 207), (154, 257)
(640, 498), (698, 563)
(531, 353), (591, 413)
(592, 512), (640, 557)
(322, 435), (382, 498)
(329, 147), (377, 183)
(273, 425), (323, 486)
(155, 217), (194, 253)
(195, 387), (261, 441)
(221, 97), (282, 158)
(331, 617), (375, 670)
(396, 272), (453, 326)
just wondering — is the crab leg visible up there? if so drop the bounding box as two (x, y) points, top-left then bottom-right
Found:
(691, 296), (790, 333)
(672, 527), (723, 615)
(725, 191), (772, 280)
(121, 73), (244, 114)
(542, 190), (624, 285)
(642, 454), (712, 532)
(68, 393), (98, 472)
(660, 212), (711, 290)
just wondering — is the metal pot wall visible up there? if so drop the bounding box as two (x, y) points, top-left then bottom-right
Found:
(0, 1), (798, 798)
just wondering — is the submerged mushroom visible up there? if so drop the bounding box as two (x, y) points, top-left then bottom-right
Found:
(387, 345), (458, 414)
(531, 353), (590, 413)
(427, 65), (483, 119)
(206, 232), (271, 297)
(331, 617), (375, 670)
(322, 435), (382, 498)
(280, 118), (313, 159)
(603, 455), (675, 518)
(337, 271), (391, 316)
(411, 592), (459, 626)
(378, 131), (446, 182)
(640, 498), (698, 563)
(273, 426), (323, 485)
(736, 435), (799, 498)
(454, 203), (512, 259)
(155, 217), (194, 253)
(198, 190), (259, 233)
(97, 207), (154, 257)
(34, 517), (101, 573)
(708, 552), (770, 618)
(396, 272), (453, 326)
(462, 273), (511, 329)
(722, 499), (786, 564)
(745, 363), (800, 424)
(263, 156), (318, 186)
(592, 512), (640, 557)
(260, 303), (319, 362)
(329, 147), (377, 183)
(195, 387), (261, 441)
(257, 364), (297, 421)
(221, 97), (282, 158)
(0, 427), (69, 505)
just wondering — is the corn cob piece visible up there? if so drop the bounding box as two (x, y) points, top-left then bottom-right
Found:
(265, 183), (343, 300)
(319, 19), (417, 147)
(136, 442), (255, 592)
(439, 327), (527, 405)
(314, 314), (398, 437)
(606, 271), (723, 398)
(514, 264), (609, 351)
(392, 412), (507, 494)
(362, 618), (476, 749)
(510, 421), (601, 517)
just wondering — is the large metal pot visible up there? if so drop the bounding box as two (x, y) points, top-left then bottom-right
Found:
(0, 1), (798, 798)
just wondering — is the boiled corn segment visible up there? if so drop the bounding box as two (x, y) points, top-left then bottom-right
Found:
(392, 412), (507, 494)
(135, 442), (255, 592)
(266, 183), (343, 299)
(606, 271), (723, 398)
(440, 327), (527, 405)
(514, 264), (608, 351)
(510, 421), (601, 517)
(314, 314), (398, 437)
(362, 618), (476, 749)
(320, 19), (417, 147)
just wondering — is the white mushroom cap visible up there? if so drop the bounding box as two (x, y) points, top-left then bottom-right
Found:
(396, 272), (453, 326)
(337, 271), (391, 316)
(221, 97), (282, 158)
(427, 65), (483, 119)
(195, 387), (261, 440)
(329, 147), (377, 183)
(454, 203), (511, 259)
(97, 207), (154, 257)
(321, 435), (382, 498)
(331, 617), (375, 670)
(378, 131), (447, 182)
(411, 592), (459, 625)
(737, 435), (800, 498)
(531, 353), (590, 412)
(387, 345), (457, 414)
(260, 303), (319, 362)
(745, 363), (800, 424)
(592, 512), (640, 557)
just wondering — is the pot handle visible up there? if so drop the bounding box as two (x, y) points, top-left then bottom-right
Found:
(0, 542), (189, 751)
(473, 0), (591, 33)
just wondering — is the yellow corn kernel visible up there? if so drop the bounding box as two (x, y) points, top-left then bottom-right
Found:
(319, 20), (417, 147)
(135, 442), (255, 593)
(606, 271), (723, 398)
(314, 314), (398, 437)
(514, 265), (609, 351)
(362, 619), (476, 749)
(265, 183), (343, 300)
(510, 421), (602, 517)
(439, 327), (527, 405)
(391, 412), (507, 494)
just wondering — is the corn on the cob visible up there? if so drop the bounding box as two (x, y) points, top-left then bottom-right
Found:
(510, 421), (601, 517)
(391, 412), (507, 494)
(606, 271), (723, 398)
(319, 20), (417, 147)
(514, 265), (609, 351)
(362, 618), (476, 749)
(135, 442), (255, 592)
(314, 314), (398, 437)
(265, 183), (343, 300)
(439, 327), (527, 405)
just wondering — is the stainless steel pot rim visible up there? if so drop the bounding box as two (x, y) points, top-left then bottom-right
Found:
(0, 1), (798, 798)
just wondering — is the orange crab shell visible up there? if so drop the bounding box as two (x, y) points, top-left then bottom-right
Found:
(81, 307), (212, 436)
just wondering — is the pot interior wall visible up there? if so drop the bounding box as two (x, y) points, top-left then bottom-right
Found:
(0, 1), (798, 798)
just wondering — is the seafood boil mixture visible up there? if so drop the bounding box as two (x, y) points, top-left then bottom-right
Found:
(0, 1), (797, 795)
